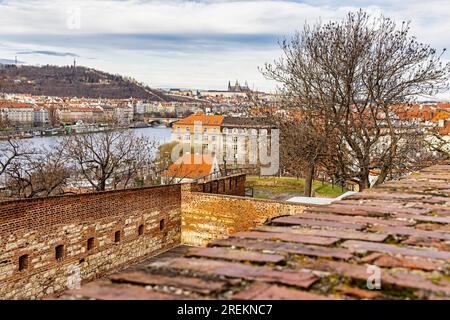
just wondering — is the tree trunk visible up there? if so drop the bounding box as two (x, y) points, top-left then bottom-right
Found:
(304, 164), (315, 197)
(358, 173), (370, 191)
(98, 180), (106, 191)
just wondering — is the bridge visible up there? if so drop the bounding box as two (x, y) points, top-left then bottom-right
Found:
(144, 117), (180, 127)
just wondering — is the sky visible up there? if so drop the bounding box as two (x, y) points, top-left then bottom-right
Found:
(0, 0), (449, 98)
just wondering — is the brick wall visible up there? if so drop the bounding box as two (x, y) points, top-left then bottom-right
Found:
(0, 172), (305, 299)
(0, 185), (181, 299)
(191, 174), (246, 196)
(181, 185), (307, 246)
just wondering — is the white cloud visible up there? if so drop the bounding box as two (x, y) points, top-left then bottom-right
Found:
(0, 0), (448, 96)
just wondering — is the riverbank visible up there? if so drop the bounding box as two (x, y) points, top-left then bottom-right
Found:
(0, 122), (171, 140)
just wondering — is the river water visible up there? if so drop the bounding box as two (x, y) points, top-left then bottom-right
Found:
(27, 127), (172, 149)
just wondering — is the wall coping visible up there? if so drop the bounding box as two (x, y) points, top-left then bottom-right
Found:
(0, 183), (182, 206)
(188, 191), (320, 207)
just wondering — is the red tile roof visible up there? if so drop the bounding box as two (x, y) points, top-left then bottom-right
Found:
(163, 154), (215, 179)
(175, 112), (223, 126)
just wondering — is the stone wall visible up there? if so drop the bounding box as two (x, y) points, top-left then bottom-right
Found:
(0, 185), (182, 299)
(0, 172), (306, 299)
(181, 185), (307, 246)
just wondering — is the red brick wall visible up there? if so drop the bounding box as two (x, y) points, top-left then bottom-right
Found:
(190, 174), (246, 196)
(0, 185), (182, 299)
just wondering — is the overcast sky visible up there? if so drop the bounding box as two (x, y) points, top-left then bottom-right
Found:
(0, 0), (449, 98)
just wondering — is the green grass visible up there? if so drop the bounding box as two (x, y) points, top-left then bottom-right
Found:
(246, 175), (346, 200)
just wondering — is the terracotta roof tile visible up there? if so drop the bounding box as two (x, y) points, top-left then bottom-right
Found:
(163, 154), (215, 179)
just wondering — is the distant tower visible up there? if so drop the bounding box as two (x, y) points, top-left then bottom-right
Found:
(15, 56), (17, 65)
(228, 80), (231, 91)
(73, 58), (76, 75)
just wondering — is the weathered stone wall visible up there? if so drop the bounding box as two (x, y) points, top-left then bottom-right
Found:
(0, 185), (182, 299)
(181, 185), (307, 246)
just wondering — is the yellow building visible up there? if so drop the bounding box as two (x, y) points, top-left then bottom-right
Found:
(172, 112), (224, 155)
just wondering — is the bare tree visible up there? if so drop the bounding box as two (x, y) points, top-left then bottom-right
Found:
(424, 126), (450, 160)
(276, 111), (340, 196)
(5, 145), (70, 198)
(263, 10), (450, 191)
(48, 104), (60, 127)
(63, 130), (158, 191)
(0, 139), (34, 177)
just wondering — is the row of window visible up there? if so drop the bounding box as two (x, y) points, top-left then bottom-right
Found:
(176, 127), (269, 135)
(17, 219), (166, 272)
(176, 127), (219, 134)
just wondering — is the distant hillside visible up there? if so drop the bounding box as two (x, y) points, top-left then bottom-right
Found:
(0, 64), (194, 102)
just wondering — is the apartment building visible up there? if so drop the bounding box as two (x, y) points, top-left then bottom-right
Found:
(0, 101), (35, 124)
(33, 106), (49, 125)
(172, 113), (277, 168)
(172, 112), (224, 155)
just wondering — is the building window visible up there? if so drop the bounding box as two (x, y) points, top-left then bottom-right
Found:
(233, 136), (238, 143)
(18, 254), (29, 272)
(55, 245), (64, 261)
(159, 219), (165, 231)
(138, 224), (144, 236)
(114, 230), (121, 243)
(87, 237), (95, 251)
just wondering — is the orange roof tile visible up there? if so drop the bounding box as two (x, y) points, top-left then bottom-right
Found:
(163, 154), (215, 179)
(175, 112), (224, 126)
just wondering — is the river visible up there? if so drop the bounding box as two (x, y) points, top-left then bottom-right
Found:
(27, 127), (173, 149)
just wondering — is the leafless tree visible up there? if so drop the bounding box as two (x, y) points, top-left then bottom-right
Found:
(5, 145), (70, 198)
(63, 130), (158, 191)
(276, 111), (340, 196)
(424, 126), (450, 160)
(0, 139), (34, 177)
(263, 10), (450, 191)
(48, 104), (60, 127)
